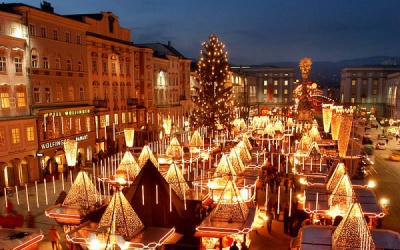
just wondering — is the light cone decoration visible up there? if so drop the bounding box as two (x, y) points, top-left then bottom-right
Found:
(98, 189), (144, 239)
(211, 178), (249, 222)
(332, 202), (376, 250)
(331, 106), (343, 140)
(242, 134), (253, 151)
(274, 120), (284, 133)
(64, 139), (78, 167)
(287, 117), (294, 127)
(327, 162), (346, 192)
(189, 130), (203, 147)
(124, 128), (135, 148)
(235, 141), (252, 163)
(163, 116), (172, 136)
(299, 133), (311, 151)
(228, 148), (246, 174)
(214, 154), (237, 177)
(329, 173), (355, 215)
(63, 171), (100, 208)
(165, 162), (190, 199)
(165, 137), (183, 159)
(322, 104), (333, 133)
(338, 110), (353, 158)
(308, 120), (321, 142)
(138, 145), (159, 168)
(116, 151), (141, 180)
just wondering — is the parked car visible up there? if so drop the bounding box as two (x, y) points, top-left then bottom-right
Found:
(389, 152), (400, 161)
(375, 142), (387, 150)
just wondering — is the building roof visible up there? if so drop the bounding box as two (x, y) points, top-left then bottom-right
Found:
(136, 42), (188, 60)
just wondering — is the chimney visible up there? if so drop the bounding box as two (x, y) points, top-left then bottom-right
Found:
(40, 1), (54, 13)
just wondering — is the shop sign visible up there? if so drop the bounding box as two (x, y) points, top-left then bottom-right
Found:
(40, 134), (89, 150)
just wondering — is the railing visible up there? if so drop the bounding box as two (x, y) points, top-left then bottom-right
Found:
(93, 99), (108, 108)
(127, 98), (138, 106)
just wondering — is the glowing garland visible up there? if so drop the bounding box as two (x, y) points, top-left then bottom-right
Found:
(327, 162), (346, 192)
(63, 171), (100, 208)
(165, 162), (190, 199)
(138, 145), (159, 168)
(165, 137), (183, 159)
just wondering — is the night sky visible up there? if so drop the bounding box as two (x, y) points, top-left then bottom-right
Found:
(13, 0), (400, 65)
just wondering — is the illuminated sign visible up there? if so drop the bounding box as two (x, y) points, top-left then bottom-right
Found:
(40, 135), (89, 150)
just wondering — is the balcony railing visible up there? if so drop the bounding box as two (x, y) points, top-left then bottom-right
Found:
(93, 99), (108, 108)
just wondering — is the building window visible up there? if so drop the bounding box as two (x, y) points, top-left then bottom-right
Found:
(119, 63), (123, 74)
(263, 89), (267, 95)
(68, 86), (74, 101)
(274, 80), (278, 86)
(33, 87), (40, 103)
(31, 54), (38, 68)
(284, 89), (288, 95)
(351, 97), (355, 103)
(372, 89), (377, 95)
(65, 32), (70, 42)
(29, 24), (36, 36)
(263, 80), (268, 86)
(121, 112), (126, 124)
(114, 113), (119, 125)
(53, 29), (58, 40)
(274, 89), (278, 95)
(351, 80), (356, 86)
(0, 56), (6, 72)
(0, 92), (10, 108)
(76, 35), (81, 45)
(56, 83), (62, 101)
(104, 88), (109, 100)
(372, 98), (377, 103)
(105, 114), (110, 126)
(92, 60), (97, 72)
(11, 128), (20, 144)
(373, 79), (378, 86)
(0, 129), (4, 147)
(16, 91), (26, 107)
(43, 57), (49, 69)
(67, 59), (72, 71)
(113, 88), (118, 100)
(79, 87), (84, 101)
(128, 112), (132, 123)
(121, 88), (125, 100)
(86, 117), (91, 132)
(126, 63), (130, 75)
(40, 26), (46, 38)
(15, 57), (22, 73)
(45, 87), (50, 103)
(284, 80), (288, 86)
(55, 58), (60, 70)
(27, 126), (34, 141)
(111, 62), (116, 74)
(102, 61), (107, 73)
(361, 98), (366, 103)
(362, 79), (367, 86)
(284, 98), (288, 103)
(78, 61), (83, 71)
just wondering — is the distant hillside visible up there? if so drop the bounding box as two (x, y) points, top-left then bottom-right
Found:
(262, 56), (400, 88)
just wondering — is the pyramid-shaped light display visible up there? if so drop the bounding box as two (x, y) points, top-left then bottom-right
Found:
(329, 173), (355, 216)
(308, 120), (321, 142)
(165, 163), (190, 199)
(299, 133), (311, 151)
(98, 189), (144, 239)
(214, 154), (237, 177)
(165, 137), (183, 159)
(63, 171), (100, 208)
(211, 178), (249, 222)
(228, 148), (245, 174)
(189, 130), (203, 148)
(327, 162), (346, 192)
(116, 151), (141, 180)
(332, 202), (376, 249)
(235, 141), (252, 163)
(138, 145), (159, 168)
(242, 134), (253, 151)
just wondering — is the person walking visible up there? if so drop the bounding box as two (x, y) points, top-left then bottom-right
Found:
(48, 225), (60, 250)
(283, 203), (290, 234)
(229, 241), (239, 250)
(266, 210), (273, 233)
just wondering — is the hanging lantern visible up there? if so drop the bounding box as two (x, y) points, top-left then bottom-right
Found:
(322, 104), (333, 133)
(124, 128), (135, 148)
(337, 110), (353, 158)
(64, 139), (77, 167)
(163, 116), (172, 136)
(331, 106), (343, 140)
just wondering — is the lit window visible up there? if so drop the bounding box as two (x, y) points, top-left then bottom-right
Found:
(111, 62), (116, 74)
(0, 129), (4, 147)
(372, 89), (377, 95)
(122, 112), (126, 124)
(373, 80), (378, 86)
(0, 56), (6, 72)
(128, 112), (132, 123)
(15, 57), (22, 73)
(274, 89), (278, 95)
(362, 79), (367, 86)
(27, 126), (34, 141)
(33, 87), (40, 103)
(105, 114), (110, 126)
(56, 83), (62, 101)
(29, 24), (36, 36)
(86, 117), (91, 132)
(114, 113), (119, 125)
(68, 86), (74, 101)
(284, 89), (288, 94)
(361, 98), (366, 103)
(11, 128), (20, 144)
(0, 92), (10, 108)
(76, 35), (81, 45)
(274, 80), (278, 86)
(284, 80), (288, 86)
(119, 63), (123, 74)
(263, 80), (268, 86)
(351, 97), (355, 103)
(16, 92), (26, 107)
(263, 89), (267, 95)
(31, 54), (38, 68)
(351, 80), (356, 86)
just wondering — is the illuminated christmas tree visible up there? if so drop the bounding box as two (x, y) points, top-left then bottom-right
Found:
(191, 34), (234, 130)
(165, 162), (190, 199)
(63, 171), (100, 208)
(117, 151), (141, 180)
(138, 145), (158, 169)
(165, 137), (183, 159)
